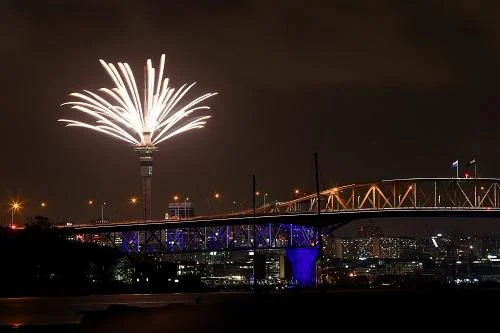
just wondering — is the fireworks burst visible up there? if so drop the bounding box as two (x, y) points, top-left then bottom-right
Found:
(59, 54), (217, 146)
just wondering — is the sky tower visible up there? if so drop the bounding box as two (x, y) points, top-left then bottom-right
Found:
(136, 144), (157, 220)
(59, 54), (217, 220)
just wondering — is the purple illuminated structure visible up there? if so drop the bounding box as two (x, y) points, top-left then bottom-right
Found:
(285, 247), (319, 287)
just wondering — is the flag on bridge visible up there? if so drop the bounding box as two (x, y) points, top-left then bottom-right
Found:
(466, 158), (476, 167)
(466, 158), (477, 178)
(450, 160), (459, 178)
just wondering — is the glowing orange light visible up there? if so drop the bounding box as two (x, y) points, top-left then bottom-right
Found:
(130, 196), (138, 205)
(173, 195), (179, 201)
(41, 202), (47, 208)
(214, 193), (220, 199)
(88, 200), (94, 206)
(11, 201), (21, 211)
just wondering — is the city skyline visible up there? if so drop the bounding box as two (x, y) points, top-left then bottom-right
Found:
(2, 3), (500, 328)
(2, 1), (500, 229)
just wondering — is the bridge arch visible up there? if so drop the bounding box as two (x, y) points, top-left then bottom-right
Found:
(268, 178), (500, 214)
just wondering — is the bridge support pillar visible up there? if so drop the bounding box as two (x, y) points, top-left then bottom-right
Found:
(285, 247), (319, 287)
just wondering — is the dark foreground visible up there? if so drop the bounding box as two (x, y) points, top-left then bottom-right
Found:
(2, 288), (497, 332)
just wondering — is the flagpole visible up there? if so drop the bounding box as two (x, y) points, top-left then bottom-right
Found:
(474, 164), (477, 207)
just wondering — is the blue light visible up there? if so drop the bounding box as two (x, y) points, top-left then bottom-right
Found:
(286, 247), (318, 287)
(121, 231), (139, 253)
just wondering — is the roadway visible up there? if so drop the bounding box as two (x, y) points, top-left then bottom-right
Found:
(58, 208), (500, 234)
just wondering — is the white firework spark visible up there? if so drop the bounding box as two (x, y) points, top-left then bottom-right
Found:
(59, 54), (217, 146)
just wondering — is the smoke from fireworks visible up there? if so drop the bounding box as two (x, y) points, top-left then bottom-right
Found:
(59, 54), (217, 146)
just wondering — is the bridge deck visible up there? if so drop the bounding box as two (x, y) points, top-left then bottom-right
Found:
(60, 207), (500, 234)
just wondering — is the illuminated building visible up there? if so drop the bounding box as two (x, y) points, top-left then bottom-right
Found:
(380, 237), (400, 258)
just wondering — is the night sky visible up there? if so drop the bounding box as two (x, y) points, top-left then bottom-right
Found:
(2, 1), (500, 235)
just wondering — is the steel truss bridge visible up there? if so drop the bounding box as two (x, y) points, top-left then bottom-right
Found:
(64, 178), (500, 253)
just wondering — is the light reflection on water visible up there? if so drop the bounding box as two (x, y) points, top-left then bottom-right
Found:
(0, 293), (202, 326)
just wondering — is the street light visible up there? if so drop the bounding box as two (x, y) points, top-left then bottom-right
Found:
(209, 193), (221, 215)
(173, 195), (180, 216)
(88, 200), (107, 223)
(88, 200), (97, 223)
(184, 196), (190, 218)
(294, 189), (300, 196)
(256, 192), (268, 209)
(232, 201), (236, 214)
(101, 202), (106, 223)
(40, 201), (47, 208)
(127, 196), (139, 220)
(10, 201), (21, 228)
